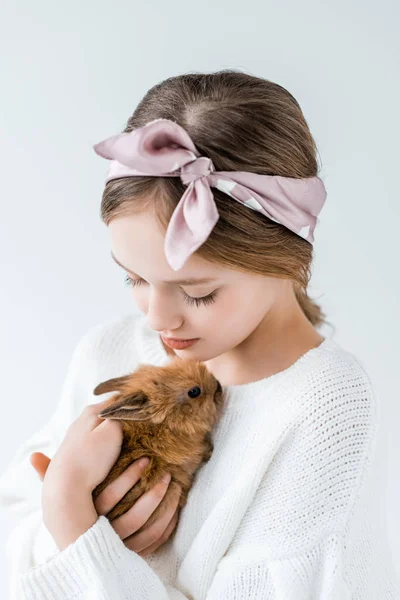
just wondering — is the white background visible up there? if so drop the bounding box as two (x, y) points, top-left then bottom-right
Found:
(1, 0), (399, 594)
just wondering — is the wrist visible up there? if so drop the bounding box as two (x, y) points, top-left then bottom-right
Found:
(43, 485), (99, 551)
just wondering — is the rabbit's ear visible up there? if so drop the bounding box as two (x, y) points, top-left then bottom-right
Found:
(93, 375), (132, 395)
(97, 391), (151, 421)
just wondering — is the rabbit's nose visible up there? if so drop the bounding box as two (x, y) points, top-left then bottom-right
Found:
(216, 381), (222, 393)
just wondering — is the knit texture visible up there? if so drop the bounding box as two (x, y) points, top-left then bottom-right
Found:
(0, 312), (398, 599)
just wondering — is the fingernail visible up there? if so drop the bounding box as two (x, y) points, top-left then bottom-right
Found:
(161, 472), (171, 483)
(138, 457), (150, 467)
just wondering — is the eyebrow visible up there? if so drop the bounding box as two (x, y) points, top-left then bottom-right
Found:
(111, 253), (218, 286)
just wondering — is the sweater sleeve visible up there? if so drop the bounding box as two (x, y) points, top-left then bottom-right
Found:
(0, 322), (110, 599)
(16, 520), (353, 600)
(17, 520), (383, 599)
(20, 515), (190, 600)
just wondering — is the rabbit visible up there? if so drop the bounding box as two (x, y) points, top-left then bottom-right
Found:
(91, 356), (224, 539)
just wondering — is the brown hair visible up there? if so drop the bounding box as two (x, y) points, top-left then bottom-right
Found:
(100, 69), (330, 329)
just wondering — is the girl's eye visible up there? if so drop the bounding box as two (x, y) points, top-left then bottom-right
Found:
(124, 275), (218, 307)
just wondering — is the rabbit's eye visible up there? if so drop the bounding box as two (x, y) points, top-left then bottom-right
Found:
(187, 386), (201, 399)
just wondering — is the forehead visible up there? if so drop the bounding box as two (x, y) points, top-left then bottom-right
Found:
(108, 213), (228, 283)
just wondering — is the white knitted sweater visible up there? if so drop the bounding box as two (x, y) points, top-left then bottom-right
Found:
(0, 313), (398, 599)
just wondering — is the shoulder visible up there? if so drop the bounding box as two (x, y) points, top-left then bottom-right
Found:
(284, 339), (380, 494)
(287, 340), (380, 500)
(266, 341), (380, 540)
(74, 312), (140, 357)
(69, 312), (143, 386)
(78, 312), (139, 348)
(292, 338), (379, 435)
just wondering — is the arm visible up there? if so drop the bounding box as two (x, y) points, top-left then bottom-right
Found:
(0, 323), (109, 597)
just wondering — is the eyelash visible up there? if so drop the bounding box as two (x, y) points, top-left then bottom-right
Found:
(124, 275), (218, 308)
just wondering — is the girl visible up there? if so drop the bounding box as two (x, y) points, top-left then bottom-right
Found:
(0, 70), (398, 599)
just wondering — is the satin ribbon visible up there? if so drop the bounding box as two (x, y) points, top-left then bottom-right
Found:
(93, 118), (327, 271)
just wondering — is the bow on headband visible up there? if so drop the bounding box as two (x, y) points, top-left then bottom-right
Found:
(93, 118), (327, 271)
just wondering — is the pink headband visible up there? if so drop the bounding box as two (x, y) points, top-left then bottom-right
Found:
(93, 118), (327, 271)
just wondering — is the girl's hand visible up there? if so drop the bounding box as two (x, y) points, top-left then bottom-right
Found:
(30, 402), (181, 556)
(93, 457), (181, 558)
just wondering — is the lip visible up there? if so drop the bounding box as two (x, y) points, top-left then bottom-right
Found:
(162, 336), (198, 342)
(161, 335), (199, 350)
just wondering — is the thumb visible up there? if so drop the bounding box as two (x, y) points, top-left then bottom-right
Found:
(30, 452), (51, 481)
(94, 417), (123, 442)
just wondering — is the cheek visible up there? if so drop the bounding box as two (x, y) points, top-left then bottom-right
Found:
(200, 297), (243, 332)
(129, 289), (147, 313)
(215, 290), (270, 330)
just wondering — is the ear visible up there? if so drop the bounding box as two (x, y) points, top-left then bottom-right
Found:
(93, 375), (132, 395)
(97, 391), (151, 421)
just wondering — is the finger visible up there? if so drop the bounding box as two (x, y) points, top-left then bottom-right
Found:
(30, 453), (51, 481)
(30, 458), (44, 481)
(92, 417), (123, 444)
(94, 457), (150, 516)
(122, 482), (181, 553)
(30, 452), (48, 472)
(137, 508), (180, 557)
(79, 400), (120, 431)
(111, 473), (172, 541)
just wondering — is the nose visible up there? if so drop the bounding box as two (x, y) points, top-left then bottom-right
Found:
(216, 381), (222, 393)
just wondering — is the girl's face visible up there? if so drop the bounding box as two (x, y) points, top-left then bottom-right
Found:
(109, 211), (295, 364)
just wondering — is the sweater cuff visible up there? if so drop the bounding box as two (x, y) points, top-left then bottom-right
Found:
(20, 515), (129, 600)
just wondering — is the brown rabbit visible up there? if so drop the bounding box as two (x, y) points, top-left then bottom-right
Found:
(92, 357), (224, 539)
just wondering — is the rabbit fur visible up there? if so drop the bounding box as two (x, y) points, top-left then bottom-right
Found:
(91, 356), (224, 539)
